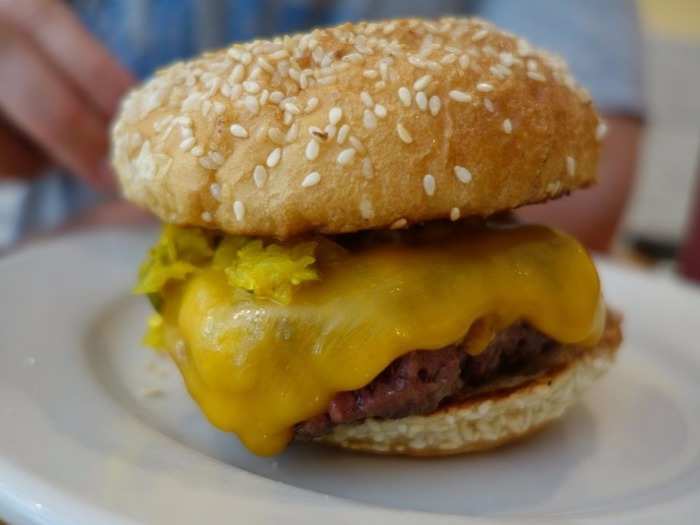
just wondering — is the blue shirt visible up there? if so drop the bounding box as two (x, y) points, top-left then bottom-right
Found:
(13, 0), (644, 240)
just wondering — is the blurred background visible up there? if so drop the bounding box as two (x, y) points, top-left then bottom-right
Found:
(0, 0), (698, 280)
(626, 0), (699, 275)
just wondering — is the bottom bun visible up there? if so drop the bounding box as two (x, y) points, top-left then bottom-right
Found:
(315, 327), (621, 457)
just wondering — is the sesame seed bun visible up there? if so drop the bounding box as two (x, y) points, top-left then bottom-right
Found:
(112, 17), (603, 238)
(314, 316), (621, 456)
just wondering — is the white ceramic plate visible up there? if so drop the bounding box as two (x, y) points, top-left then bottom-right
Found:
(1, 230), (700, 525)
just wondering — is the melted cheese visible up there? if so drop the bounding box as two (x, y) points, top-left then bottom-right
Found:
(158, 224), (604, 456)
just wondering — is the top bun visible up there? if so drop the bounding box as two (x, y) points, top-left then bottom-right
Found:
(112, 17), (604, 238)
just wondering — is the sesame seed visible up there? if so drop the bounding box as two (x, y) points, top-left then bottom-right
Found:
(286, 123), (299, 143)
(396, 123), (413, 144)
(482, 44), (497, 57)
(398, 86), (412, 107)
(429, 96), (441, 116)
(259, 90), (269, 105)
(361, 91), (374, 108)
(359, 197), (374, 219)
(440, 53), (457, 65)
(449, 90), (472, 103)
(374, 104), (387, 119)
(527, 71), (546, 82)
(362, 69), (379, 79)
(239, 51), (252, 65)
(317, 76), (337, 85)
(415, 91), (428, 111)
(547, 181), (561, 194)
(324, 125), (337, 139)
(499, 52), (516, 67)
(233, 201), (245, 222)
(179, 137), (195, 151)
(363, 109), (377, 129)
(408, 55), (426, 68)
(343, 52), (364, 63)
(248, 66), (262, 80)
(329, 107), (343, 125)
(476, 82), (494, 93)
(257, 56), (274, 73)
(503, 119), (513, 134)
(362, 157), (374, 179)
(450, 207), (461, 221)
(213, 101), (225, 114)
(349, 136), (366, 154)
(230, 124), (248, 138)
(454, 165), (472, 183)
(305, 97), (319, 113)
(198, 157), (215, 169)
(390, 218), (407, 230)
(191, 145), (204, 156)
(472, 29), (489, 41)
(337, 148), (356, 165)
(337, 124), (350, 144)
(284, 102), (301, 115)
(253, 165), (267, 188)
(458, 54), (470, 69)
(201, 100), (212, 117)
(243, 95), (259, 114)
(209, 151), (224, 166)
(490, 64), (511, 79)
(308, 126), (325, 139)
(201, 211), (212, 222)
(484, 98), (495, 112)
(423, 174), (436, 196)
(268, 127), (285, 144)
(266, 147), (282, 168)
(270, 91), (285, 104)
(243, 80), (260, 94)
(305, 139), (320, 160)
(379, 60), (389, 80)
(596, 121), (608, 141)
(315, 60), (331, 74)
(566, 156), (576, 177)
(209, 183), (221, 200)
(229, 64), (245, 83)
(268, 49), (288, 61)
(301, 171), (321, 188)
(413, 74), (432, 91)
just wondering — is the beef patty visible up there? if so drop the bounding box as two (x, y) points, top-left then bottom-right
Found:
(295, 323), (575, 439)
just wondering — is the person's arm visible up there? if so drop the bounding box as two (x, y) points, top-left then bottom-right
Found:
(476, 0), (645, 251)
(0, 0), (133, 186)
(519, 116), (642, 252)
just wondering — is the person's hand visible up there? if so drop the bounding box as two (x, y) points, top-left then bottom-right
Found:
(0, 0), (134, 188)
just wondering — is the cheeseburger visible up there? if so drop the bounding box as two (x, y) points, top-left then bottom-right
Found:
(111, 17), (622, 456)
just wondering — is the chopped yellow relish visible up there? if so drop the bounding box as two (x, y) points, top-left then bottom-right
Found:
(135, 224), (215, 295)
(134, 222), (604, 456)
(136, 224), (319, 302)
(223, 240), (318, 304)
(142, 313), (165, 350)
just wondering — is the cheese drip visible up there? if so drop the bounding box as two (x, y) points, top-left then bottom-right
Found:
(153, 224), (604, 456)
